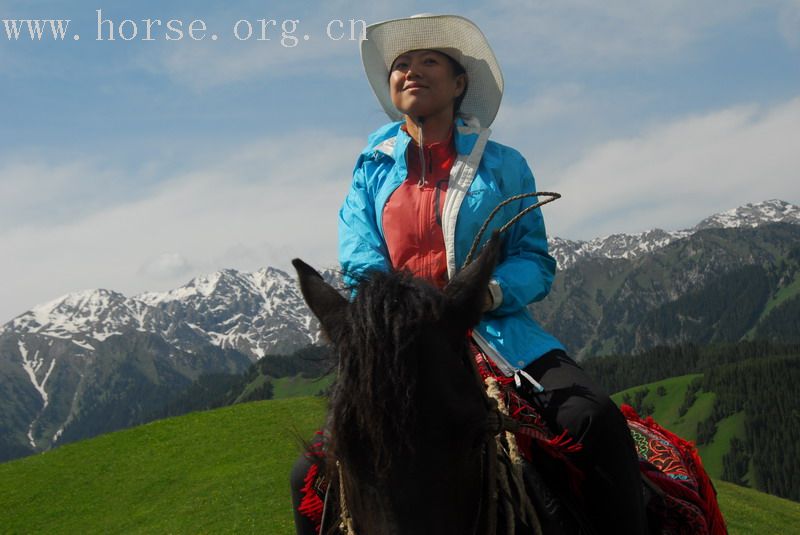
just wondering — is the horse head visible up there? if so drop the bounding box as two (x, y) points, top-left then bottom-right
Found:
(293, 234), (502, 534)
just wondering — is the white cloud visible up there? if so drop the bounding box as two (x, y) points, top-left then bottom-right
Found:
(545, 96), (800, 239)
(0, 130), (361, 323)
(495, 84), (587, 129)
(491, 83), (662, 183)
(476, 0), (760, 70)
(0, 159), (135, 230)
(491, 84), (606, 178)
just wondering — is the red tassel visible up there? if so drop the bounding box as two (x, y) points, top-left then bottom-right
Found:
(297, 463), (324, 531)
(546, 429), (583, 454)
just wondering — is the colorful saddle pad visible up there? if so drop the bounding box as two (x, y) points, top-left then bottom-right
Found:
(622, 405), (727, 535)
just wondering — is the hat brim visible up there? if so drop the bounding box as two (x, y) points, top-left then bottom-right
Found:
(360, 14), (504, 128)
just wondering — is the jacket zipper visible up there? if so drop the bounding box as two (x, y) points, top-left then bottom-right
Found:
(434, 179), (447, 226)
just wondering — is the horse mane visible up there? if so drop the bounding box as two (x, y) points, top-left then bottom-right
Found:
(328, 269), (446, 480)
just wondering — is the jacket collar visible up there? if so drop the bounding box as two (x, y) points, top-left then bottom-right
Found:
(372, 115), (488, 160)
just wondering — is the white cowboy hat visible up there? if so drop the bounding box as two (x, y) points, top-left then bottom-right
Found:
(360, 14), (504, 128)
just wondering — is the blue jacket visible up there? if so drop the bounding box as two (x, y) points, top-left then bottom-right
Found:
(338, 116), (566, 372)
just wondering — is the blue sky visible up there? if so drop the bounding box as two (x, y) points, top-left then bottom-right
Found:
(1, 0), (799, 323)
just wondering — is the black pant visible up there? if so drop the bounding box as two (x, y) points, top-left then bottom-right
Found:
(521, 350), (647, 534)
(290, 350), (647, 535)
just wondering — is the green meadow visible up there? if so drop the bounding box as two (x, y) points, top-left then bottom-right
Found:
(0, 398), (326, 534)
(1, 396), (797, 534)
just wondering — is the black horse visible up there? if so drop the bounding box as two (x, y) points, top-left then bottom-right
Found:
(294, 236), (501, 534)
(293, 236), (593, 535)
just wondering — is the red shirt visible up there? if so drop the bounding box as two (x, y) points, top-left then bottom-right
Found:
(382, 128), (456, 289)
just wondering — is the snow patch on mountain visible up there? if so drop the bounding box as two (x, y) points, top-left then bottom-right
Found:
(17, 340), (57, 448)
(71, 339), (95, 351)
(17, 341), (55, 407)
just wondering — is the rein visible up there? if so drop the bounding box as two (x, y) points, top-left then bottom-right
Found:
(462, 191), (561, 268)
(454, 375), (544, 535)
(478, 378), (542, 535)
(468, 191), (561, 535)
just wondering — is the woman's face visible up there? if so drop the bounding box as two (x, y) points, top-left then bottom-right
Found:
(389, 49), (466, 122)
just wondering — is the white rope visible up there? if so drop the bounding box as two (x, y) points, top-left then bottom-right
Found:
(337, 462), (356, 535)
(484, 377), (543, 535)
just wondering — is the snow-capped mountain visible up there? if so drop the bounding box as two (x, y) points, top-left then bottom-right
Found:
(4, 288), (160, 346)
(549, 200), (799, 269)
(1, 267), (340, 361)
(135, 266), (322, 359)
(549, 228), (693, 270)
(693, 199), (800, 230)
(0, 266), (340, 459)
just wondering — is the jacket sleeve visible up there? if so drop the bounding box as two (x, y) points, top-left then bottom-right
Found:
(338, 154), (392, 289)
(488, 156), (557, 316)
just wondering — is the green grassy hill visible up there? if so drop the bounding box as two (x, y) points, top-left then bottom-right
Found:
(0, 398), (326, 534)
(271, 374), (334, 399)
(716, 479), (800, 535)
(611, 374), (753, 484)
(1, 397), (798, 534)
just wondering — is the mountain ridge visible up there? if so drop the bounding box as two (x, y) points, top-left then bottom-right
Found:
(4, 199), (796, 350)
(549, 199), (799, 269)
(1, 198), (797, 461)
(537, 222), (800, 357)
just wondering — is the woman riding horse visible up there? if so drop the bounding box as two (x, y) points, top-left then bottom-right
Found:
(292, 13), (646, 534)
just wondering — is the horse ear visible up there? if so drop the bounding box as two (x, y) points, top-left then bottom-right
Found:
(292, 258), (348, 339)
(444, 232), (502, 330)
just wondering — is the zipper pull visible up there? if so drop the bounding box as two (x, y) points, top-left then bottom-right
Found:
(417, 143), (425, 188)
(417, 124), (425, 188)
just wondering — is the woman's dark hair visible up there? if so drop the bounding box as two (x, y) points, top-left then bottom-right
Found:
(444, 54), (468, 114)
